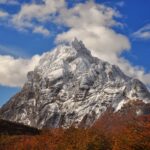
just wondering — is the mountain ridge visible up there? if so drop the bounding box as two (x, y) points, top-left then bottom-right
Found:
(0, 38), (150, 128)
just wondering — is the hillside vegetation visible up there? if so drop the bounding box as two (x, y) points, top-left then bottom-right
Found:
(0, 111), (150, 150)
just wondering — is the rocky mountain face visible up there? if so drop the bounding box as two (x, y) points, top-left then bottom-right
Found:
(0, 39), (150, 128)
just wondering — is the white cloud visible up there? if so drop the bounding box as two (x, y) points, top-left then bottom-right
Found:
(56, 2), (129, 58)
(132, 24), (150, 40)
(56, 26), (130, 60)
(11, 0), (65, 35)
(0, 0), (19, 5)
(55, 1), (150, 87)
(33, 26), (50, 36)
(0, 55), (41, 87)
(0, 1), (149, 88)
(113, 57), (150, 86)
(56, 2), (121, 28)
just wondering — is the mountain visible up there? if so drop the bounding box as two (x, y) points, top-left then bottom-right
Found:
(0, 38), (150, 128)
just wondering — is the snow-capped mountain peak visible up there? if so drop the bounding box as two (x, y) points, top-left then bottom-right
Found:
(0, 39), (150, 128)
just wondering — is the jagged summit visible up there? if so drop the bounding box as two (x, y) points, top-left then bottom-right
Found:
(38, 38), (93, 66)
(71, 38), (90, 53)
(0, 39), (150, 128)
(34, 38), (95, 82)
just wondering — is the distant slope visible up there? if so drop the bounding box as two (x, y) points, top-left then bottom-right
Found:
(0, 119), (40, 135)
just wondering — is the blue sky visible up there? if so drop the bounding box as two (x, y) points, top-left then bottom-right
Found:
(0, 0), (150, 106)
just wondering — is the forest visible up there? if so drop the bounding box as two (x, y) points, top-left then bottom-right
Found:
(0, 110), (150, 150)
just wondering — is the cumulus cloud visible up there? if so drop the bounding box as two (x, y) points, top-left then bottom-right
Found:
(56, 26), (130, 61)
(33, 26), (50, 36)
(56, 2), (130, 60)
(113, 57), (150, 86)
(56, 2), (121, 28)
(56, 2), (129, 58)
(0, 55), (41, 87)
(0, 1), (149, 87)
(55, 1), (150, 86)
(11, 0), (65, 34)
(132, 24), (150, 40)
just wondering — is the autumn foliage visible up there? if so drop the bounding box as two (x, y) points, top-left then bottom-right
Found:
(0, 112), (150, 150)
